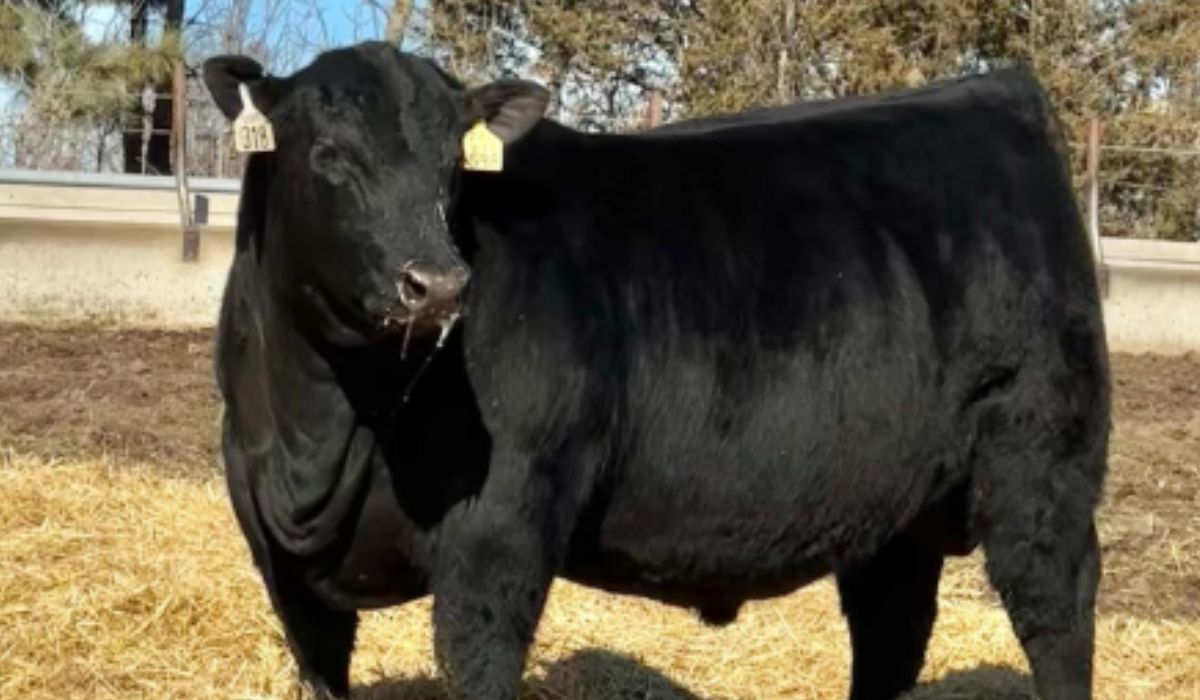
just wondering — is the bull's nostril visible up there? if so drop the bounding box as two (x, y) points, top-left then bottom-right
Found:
(399, 270), (430, 309)
(397, 264), (467, 318)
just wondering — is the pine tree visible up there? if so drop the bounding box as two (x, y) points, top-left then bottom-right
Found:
(1, 1), (180, 172)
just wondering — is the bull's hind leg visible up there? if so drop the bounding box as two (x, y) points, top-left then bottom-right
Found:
(836, 529), (945, 700)
(974, 376), (1106, 700)
(981, 494), (1100, 700)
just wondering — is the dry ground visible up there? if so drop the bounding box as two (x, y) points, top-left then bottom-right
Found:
(1, 325), (1198, 699)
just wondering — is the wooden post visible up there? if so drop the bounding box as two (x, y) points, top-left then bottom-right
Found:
(171, 58), (199, 262)
(1085, 117), (1108, 296)
(777, 0), (796, 103)
(386, 0), (413, 44)
(644, 89), (663, 129)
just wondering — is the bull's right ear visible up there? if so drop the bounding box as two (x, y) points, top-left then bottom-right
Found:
(202, 55), (284, 121)
(464, 79), (551, 144)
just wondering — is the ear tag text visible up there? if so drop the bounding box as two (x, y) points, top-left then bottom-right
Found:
(233, 83), (276, 153)
(462, 121), (503, 172)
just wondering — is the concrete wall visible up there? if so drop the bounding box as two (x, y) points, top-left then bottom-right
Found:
(0, 173), (237, 328)
(0, 221), (234, 328)
(1100, 239), (1200, 355)
(3, 173), (1200, 353)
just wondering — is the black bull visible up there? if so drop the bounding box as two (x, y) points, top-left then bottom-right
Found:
(206, 43), (1108, 700)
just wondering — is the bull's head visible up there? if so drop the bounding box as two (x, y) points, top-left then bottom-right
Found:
(202, 42), (548, 346)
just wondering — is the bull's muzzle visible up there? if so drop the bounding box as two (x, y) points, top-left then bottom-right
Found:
(397, 264), (469, 321)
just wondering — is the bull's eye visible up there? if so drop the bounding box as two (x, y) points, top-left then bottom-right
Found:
(310, 138), (349, 185)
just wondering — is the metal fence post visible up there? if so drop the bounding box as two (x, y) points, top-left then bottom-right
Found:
(1086, 117), (1109, 297)
(172, 59), (199, 262)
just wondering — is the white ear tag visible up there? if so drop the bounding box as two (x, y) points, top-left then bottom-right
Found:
(462, 121), (503, 172)
(233, 83), (276, 153)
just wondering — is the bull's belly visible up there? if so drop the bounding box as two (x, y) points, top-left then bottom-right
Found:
(309, 543), (427, 612)
(564, 508), (847, 609)
(562, 455), (972, 622)
(561, 536), (833, 617)
(572, 352), (970, 595)
(562, 436), (966, 608)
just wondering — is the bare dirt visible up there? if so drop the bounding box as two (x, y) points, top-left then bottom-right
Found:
(1103, 353), (1200, 619)
(0, 325), (220, 471)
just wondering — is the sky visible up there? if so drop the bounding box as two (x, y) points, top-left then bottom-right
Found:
(195, 0), (430, 72)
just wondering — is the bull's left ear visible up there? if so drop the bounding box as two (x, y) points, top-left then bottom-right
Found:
(464, 79), (551, 144)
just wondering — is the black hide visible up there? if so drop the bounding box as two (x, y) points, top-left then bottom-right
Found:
(208, 42), (1108, 700)
(443, 67), (1108, 700)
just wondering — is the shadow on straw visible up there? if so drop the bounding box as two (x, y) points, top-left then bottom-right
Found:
(534, 648), (704, 699)
(904, 665), (1032, 700)
(352, 657), (1030, 700)
(352, 648), (702, 699)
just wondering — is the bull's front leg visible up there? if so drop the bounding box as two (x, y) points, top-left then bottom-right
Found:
(431, 449), (575, 700)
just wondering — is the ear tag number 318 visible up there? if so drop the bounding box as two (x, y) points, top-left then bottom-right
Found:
(234, 83), (276, 153)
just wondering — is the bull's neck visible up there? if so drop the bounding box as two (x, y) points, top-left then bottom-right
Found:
(455, 119), (583, 227)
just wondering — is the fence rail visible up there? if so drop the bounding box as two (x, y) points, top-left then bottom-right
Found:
(0, 168), (239, 192)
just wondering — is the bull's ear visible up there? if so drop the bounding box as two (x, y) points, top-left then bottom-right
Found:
(464, 79), (550, 144)
(202, 55), (285, 121)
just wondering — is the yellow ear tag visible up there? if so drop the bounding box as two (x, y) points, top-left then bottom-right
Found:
(462, 121), (503, 172)
(233, 83), (276, 153)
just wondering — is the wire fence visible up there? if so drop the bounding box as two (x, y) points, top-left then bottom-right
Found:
(1096, 146), (1200, 242)
(1056, 136), (1199, 242)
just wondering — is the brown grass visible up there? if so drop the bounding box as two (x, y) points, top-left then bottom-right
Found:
(1, 326), (1199, 699)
